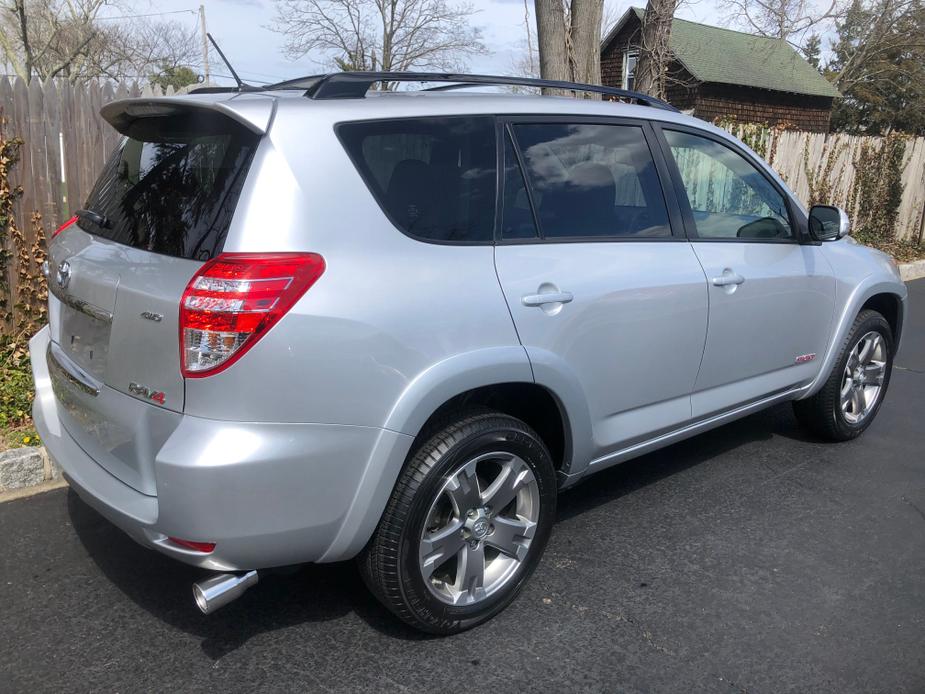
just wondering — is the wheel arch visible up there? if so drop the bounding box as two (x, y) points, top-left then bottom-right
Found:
(860, 292), (904, 346)
(382, 346), (588, 475)
(319, 348), (590, 562)
(802, 279), (907, 399)
(412, 382), (572, 475)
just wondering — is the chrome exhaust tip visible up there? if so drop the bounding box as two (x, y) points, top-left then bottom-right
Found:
(193, 570), (259, 614)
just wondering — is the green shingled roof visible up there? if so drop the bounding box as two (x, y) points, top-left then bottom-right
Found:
(613, 8), (841, 98)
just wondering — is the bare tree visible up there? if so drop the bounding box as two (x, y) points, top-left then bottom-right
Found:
(717, 0), (840, 42)
(508, 0), (539, 89)
(522, 0), (537, 78)
(0, 0), (200, 82)
(828, 0), (925, 134)
(601, 0), (623, 38)
(634, 0), (679, 99)
(270, 0), (485, 77)
(535, 0), (569, 83)
(534, 0), (604, 94)
(829, 0), (925, 92)
(0, 0), (104, 80)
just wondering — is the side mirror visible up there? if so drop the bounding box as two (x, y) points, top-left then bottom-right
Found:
(809, 205), (851, 241)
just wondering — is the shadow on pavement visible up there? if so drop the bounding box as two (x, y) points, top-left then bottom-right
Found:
(67, 401), (813, 656)
(557, 401), (815, 521)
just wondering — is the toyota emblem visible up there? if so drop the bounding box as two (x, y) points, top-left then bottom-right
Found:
(56, 260), (71, 289)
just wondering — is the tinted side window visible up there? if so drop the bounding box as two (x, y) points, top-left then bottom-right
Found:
(338, 117), (496, 243)
(82, 113), (258, 260)
(511, 123), (671, 239)
(664, 130), (793, 240)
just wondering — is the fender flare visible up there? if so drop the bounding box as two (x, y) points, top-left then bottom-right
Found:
(382, 345), (593, 469)
(382, 346), (534, 436)
(802, 277), (908, 398)
(524, 347), (595, 478)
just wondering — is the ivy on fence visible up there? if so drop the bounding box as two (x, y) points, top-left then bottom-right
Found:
(850, 134), (906, 246)
(717, 117), (924, 253)
(0, 111), (37, 439)
(0, 111), (23, 331)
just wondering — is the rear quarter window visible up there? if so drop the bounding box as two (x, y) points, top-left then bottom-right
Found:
(79, 111), (258, 260)
(337, 117), (497, 244)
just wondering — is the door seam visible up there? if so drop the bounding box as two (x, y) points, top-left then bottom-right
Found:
(491, 245), (535, 382)
(687, 241), (711, 416)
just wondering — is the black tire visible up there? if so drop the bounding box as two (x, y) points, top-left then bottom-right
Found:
(793, 309), (894, 441)
(358, 409), (557, 634)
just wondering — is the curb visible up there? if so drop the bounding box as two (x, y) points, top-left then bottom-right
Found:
(899, 259), (925, 282)
(0, 446), (62, 498)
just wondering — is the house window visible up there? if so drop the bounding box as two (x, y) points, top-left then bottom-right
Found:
(622, 50), (638, 90)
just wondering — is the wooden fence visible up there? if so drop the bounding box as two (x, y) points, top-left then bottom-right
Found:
(0, 77), (172, 337)
(724, 123), (925, 243)
(0, 77), (174, 238)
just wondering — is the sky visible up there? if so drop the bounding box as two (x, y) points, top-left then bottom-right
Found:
(113, 0), (727, 87)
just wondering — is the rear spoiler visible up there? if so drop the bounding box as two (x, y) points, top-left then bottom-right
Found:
(100, 95), (276, 137)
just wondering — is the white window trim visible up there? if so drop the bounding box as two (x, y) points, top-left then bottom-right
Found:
(622, 49), (639, 90)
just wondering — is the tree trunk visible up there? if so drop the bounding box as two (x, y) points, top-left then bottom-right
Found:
(635, 0), (677, 99)
(535, 0), (570, 93)
(570, 0), (603, 90)
(14, 0), (34, 81)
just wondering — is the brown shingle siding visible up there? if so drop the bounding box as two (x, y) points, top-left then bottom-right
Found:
(694, 84), (832, 131)
(600, 11), (835, 131)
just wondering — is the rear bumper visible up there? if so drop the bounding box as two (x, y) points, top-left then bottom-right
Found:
(30, 326), (413, 570)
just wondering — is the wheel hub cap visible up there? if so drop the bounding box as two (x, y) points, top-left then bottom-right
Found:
(465, 508), (492, 541)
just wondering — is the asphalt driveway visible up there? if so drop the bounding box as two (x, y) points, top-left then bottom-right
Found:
(2, 280), (924, 693)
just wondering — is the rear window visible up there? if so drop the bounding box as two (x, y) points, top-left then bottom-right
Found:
(80, 111), (258, 260)
(337, 117), (497, 243)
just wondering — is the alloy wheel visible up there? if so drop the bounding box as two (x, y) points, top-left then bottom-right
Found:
(840, 330), (887, 425)
(418, 451), (540, 606)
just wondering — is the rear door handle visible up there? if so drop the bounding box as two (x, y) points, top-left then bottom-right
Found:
(522, 291), (573, 307)
(711, 272), (745, 287)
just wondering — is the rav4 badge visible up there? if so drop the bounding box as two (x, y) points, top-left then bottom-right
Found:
(128, 382), (166, 405)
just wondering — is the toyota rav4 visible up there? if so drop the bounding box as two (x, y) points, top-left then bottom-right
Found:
(31, 72), (907, 634)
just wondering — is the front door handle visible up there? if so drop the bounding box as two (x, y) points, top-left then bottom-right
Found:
(711, 271), (745, 287)
(522, 291), (573, 307)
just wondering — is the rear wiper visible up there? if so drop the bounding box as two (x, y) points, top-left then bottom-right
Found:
(75, 208), (111, 229)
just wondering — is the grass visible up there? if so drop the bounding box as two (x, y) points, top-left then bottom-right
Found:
(0, 337), (38, 453)
(1, 424), (40, 451)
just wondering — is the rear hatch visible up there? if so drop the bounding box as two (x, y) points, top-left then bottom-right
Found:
(46, 100), (262, 494)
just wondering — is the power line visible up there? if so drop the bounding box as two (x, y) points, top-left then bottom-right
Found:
(95, 9), (198, 21)
(235, 69), (288, 80)
(212, 72), (272, 85)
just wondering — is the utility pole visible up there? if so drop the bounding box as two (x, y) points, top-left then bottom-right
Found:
(199, 4), (210, 84)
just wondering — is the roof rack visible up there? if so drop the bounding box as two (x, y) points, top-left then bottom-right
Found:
(264, 72), (678, 111)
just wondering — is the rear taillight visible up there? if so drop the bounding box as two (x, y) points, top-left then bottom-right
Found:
(53, 215), (78, 238)
(180, 253), (325, 378)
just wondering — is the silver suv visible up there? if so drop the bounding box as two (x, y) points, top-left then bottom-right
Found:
(31, 72), (907, 634)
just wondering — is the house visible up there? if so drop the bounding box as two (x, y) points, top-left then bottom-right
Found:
(601, 8), (841, 132)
